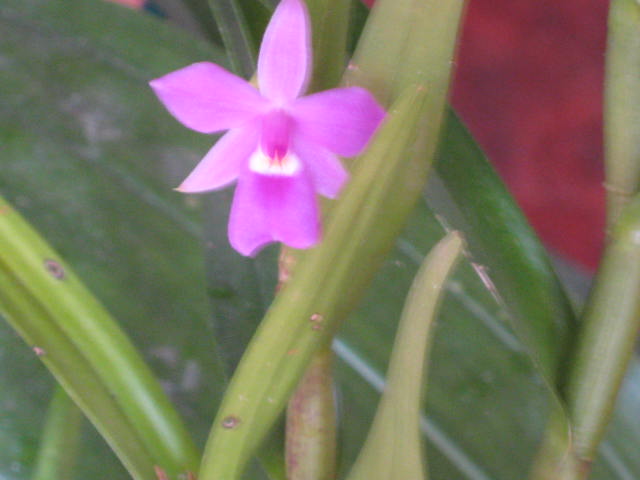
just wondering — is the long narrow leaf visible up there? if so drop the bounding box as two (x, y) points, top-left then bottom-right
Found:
(0, 196), (199, 480)
(347, 231), (463, 480)
(31, 387), (83, 480)
(207, 0), (257, 77)
(432, 111), (577, 389)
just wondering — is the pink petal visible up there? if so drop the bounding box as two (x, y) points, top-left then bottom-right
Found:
(149, 62), (268, 133)
(228, 170), (319, 256)
(294, 139), (348, 198)
(290, 87), (385, 157)
(257, 0), (311, 104)
(177, 125), (258, 193)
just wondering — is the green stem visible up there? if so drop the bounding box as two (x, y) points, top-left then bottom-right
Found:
(531, 195), (640, 480)
(604, 0), (640, 228)
(31, 387), (83, 480)
(286, 344), (337, 480)
(565, 195), (640, 468)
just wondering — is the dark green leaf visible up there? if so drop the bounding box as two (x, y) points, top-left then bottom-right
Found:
(432, 110), (577, 390)
(207, 0), (259, 77)
(0, 0), (226, 477)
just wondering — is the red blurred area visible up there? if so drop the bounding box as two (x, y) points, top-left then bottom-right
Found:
(452, 0), (607, 270)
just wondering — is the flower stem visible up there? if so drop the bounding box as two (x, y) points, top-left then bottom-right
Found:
(276, 1), (350, 467)
(286, 343), (337, 480)
(280, 246), (337, 480)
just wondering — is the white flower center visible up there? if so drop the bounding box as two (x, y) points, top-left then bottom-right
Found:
(249, 149), (301, 176)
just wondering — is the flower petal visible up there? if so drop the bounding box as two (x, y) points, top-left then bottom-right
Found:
(228, 172), (271, 256)
(149, 62), (268, 133)
(257, 0), (311, 103)
(294, 139), (348, 198)
(290, 87), (385, 157)
(268, 171), (319, 248)
(228, 170), (319, 256)
(177, 125), (258, 193)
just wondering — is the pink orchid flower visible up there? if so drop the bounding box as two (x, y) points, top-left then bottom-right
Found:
(150, 0), (384, 256)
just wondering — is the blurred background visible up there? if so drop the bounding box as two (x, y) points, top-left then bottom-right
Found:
(114, 0), (608, 271)
(453, 0), (607, 271)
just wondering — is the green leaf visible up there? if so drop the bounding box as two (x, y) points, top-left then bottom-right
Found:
(31, 387), (83, 480)
(0, 194), (199, 479)
(207, 0), (259, 77)
(347, 231), (463, 480)
(306, 0), (351, 92)
(335, 198), (550, 479)
(335, 198), (638, 480)
(0, 0), (226, 477)
(432, 110), (577, 391)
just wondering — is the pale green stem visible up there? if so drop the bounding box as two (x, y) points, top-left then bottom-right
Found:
(31, 387), (83, 480)
(604, 0), (640, 228)
(566, 195), (640, 468)
(530, 2), (640, 477)
(530, 195), (640, 480)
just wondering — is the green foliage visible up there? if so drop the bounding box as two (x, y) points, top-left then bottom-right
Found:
(347, 232), (463, 480)
(0, 1), (639, 480)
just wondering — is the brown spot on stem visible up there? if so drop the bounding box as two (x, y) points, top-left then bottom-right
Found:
(154, 466), (168, 480)
(44, 259), (65, 280)
(222, 415), (240, 429)
(277, 249), (297, 292)
(310, 313), (324, 331)
(578, 458), (593, 477)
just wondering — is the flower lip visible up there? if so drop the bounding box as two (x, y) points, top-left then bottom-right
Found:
(249, 149), (302, 176)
